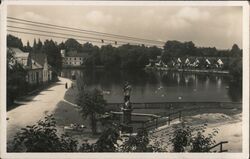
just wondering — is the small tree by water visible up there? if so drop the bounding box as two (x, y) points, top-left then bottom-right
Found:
(77, 89), (107, 134)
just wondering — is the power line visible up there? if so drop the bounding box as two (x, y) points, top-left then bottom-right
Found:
(7, 25), (157, 47)
(8, 30), (162, 48)
(7, 17), (165, 45)
(7, 30), (115, 45)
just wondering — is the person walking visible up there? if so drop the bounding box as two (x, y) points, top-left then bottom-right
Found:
(65, 82), (68, 89)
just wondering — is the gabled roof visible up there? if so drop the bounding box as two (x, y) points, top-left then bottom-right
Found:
(27, 53), (47, 69)
(9, 47), (29, 58)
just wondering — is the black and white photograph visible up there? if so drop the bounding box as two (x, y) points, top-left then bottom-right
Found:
(0, 1), (249, 159)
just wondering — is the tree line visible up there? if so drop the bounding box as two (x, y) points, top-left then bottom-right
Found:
(7, 34), (242, 72)
(7, 34), (242, 105)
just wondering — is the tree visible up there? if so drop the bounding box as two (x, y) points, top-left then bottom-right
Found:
(10, 115), (78, 152)
(147, 46), (162, 60)
(230, 44), (242, 57)
(170, 122), (218, 152)
(23, 41), (32, 52)
(100, 45), (120, 69)
(37, 38), (43, 52)
(42, 39), (62, 73)
(228, 44), (242, 82)
(94, 127), (120, 152)
(64, 38), (82, 52)
(121, 128), (155, 152)
(7, 48), (28, 106)
(7, 34), (23, 50)
(77, 89), (107, 134)
(32, 38), (38, 53)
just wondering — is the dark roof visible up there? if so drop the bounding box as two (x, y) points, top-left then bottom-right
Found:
(27, 53), (47, 69)
(66, 50), (89, 58)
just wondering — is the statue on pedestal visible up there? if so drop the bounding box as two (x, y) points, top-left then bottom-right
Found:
(121, 82), (133, 132)
(123, 82), (132, 109)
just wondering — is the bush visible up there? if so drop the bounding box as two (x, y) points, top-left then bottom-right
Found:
(171, 122), (218, 152)
(10, 115), (78, 152)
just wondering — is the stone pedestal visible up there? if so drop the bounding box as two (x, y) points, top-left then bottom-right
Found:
(121, 108), (133, 133)
(122, 108), (132, 124)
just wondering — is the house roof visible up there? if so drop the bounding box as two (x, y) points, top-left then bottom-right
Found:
(28, 53), (47, 69)
(9, 47), (29, 58)
(66, 50), (89, 58)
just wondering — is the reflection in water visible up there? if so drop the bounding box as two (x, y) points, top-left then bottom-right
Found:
(61, 69), (242, 103)
(227, 81), (242, 102)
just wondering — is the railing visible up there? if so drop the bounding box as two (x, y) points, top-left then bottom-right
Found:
(140, 110), (182, 130)
(107, 102), (242, 111)
(207, 141), (228, 152)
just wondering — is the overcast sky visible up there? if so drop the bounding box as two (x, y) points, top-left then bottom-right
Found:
(7, 5), (242, 49)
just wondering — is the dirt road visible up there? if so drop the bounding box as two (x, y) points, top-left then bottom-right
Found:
(7, 77), (72, 142)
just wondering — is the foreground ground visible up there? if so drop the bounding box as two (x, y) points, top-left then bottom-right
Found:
(7, 77), (72, 142)
(149, 113), (242, 152)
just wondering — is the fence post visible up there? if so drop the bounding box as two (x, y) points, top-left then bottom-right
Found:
(168, 114), (171, 125)
(179, 111), (182, 121)
(155, 118), (158, 128)
(220, 143), (223, 152)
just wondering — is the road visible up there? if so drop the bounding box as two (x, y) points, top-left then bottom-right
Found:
(7, 77), (72, 142)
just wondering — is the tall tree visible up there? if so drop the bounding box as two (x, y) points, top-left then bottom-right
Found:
(32, 38), (37, 53)
(25, 41), (32, 52)
(42, 39), (62, 73)
(37, 38), (43, 52)
(64, 38), (82, 52)
(77, 89), (107, 134)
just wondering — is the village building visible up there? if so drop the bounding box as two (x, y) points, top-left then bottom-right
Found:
(9, 47), (29, 67)
(61, 50), (89, 67)
(26, 53), (52, 85)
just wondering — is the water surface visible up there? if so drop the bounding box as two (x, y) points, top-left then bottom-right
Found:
(61, 69), (242, 103)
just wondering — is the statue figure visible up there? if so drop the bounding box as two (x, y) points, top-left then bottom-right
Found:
(123, 82), (132, 109)
(122, 81), (133, 132)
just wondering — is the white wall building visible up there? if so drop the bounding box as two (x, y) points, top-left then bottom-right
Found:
(61, 50), (89, 67)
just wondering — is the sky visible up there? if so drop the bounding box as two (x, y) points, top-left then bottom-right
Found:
(7, 5), (242, 49)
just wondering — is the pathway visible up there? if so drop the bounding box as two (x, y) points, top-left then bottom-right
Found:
(7, 77), (72, 142)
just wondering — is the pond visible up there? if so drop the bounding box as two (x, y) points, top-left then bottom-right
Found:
(61, 69), (242, 103)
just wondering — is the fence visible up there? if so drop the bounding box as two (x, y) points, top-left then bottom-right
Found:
(137, 110), (182, 130)
(207, 141), (228, 152)
(107, 102), (242, 111)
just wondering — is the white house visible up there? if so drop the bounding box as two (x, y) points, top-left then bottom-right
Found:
(217, 59), (224, 68)
(61, 50), (89, 67)
(26, 53), (52, 85)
